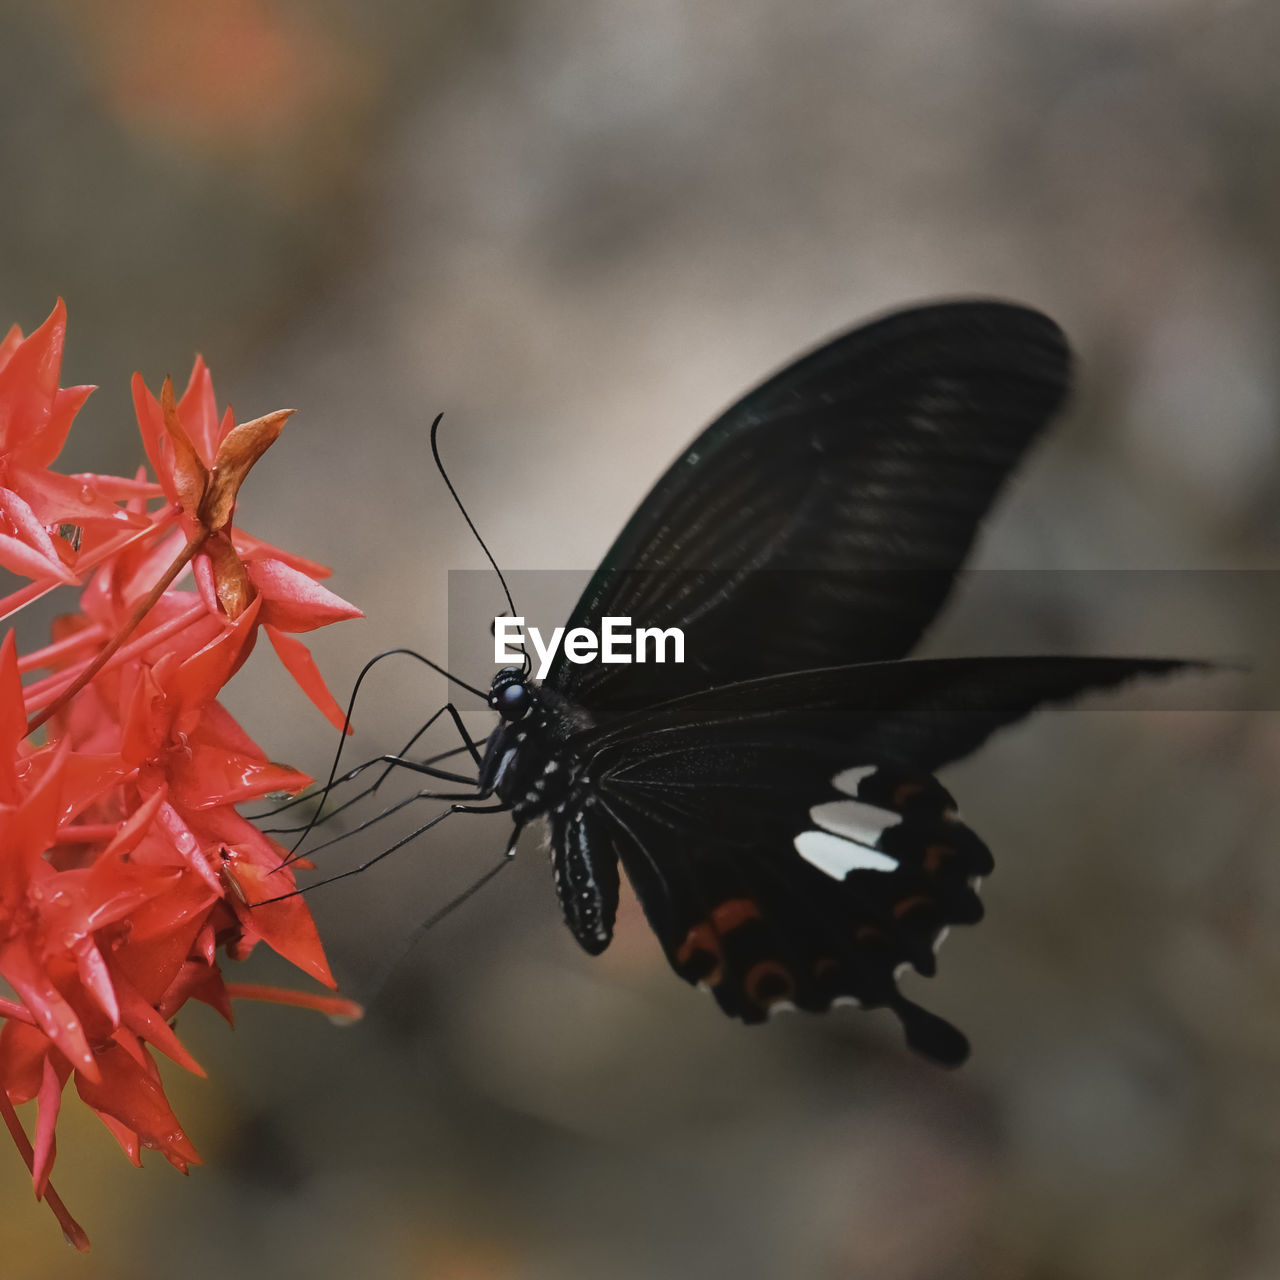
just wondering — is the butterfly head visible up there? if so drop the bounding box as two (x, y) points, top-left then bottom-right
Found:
(488, 667), (533, 722)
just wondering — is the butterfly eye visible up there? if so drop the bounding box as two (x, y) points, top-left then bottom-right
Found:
(494, 681), (531, 722)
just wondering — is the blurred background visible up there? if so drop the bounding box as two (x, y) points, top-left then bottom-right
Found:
(2, 1), (1280, 1276)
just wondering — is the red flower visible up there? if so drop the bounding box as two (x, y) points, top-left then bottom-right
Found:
(130, 365), (362, 730)
(0, 304), (362, 1249)
(0, 300), (155, 586)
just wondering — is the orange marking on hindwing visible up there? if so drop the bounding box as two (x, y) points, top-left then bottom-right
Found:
(710, 897), (762, 933)
(892, 894), (933, 919)
(675, 923), (723, 986)
(675, 899), (764, 991)
(923, 843), (952, 873)
(745, 960), (794, 1008)
(892, 781), (924, 807)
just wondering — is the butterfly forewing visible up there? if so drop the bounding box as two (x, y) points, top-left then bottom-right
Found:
(546, 302), (1071, 713)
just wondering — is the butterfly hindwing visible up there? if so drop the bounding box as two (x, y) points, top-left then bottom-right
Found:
(571, 655), (1189, 1062)
(594, 755), (987, 1065)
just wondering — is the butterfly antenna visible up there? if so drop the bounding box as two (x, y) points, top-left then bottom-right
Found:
(430, 413), (531, 677)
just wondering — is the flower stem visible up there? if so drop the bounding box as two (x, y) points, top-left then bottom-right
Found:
(0, 1089), (90, 1251)
(26, 531), (205, 736)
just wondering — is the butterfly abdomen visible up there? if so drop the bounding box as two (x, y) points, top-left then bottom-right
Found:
(548, 801), (620, 955)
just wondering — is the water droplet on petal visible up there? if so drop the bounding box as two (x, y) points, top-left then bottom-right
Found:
(79, 481), (98, 503)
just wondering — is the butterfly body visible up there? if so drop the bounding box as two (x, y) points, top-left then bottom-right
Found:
(459, 301), (1191, 1066)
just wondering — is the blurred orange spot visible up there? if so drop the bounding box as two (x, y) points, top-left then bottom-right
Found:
(57, 0), (367, 152)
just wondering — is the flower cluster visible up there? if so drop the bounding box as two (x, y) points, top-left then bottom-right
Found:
(0, 302), (361, 1249)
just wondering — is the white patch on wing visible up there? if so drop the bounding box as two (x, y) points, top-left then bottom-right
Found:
(832, 764), (876, 796)
(811, 799), (901, 846)
(795, 830), (897, 878)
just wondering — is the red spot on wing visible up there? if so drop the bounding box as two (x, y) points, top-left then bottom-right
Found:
(710, 897), (761, 933)
(745, 960), (794, 1008)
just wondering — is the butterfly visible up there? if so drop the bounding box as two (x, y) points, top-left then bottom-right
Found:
(292, 300), (1189, 1066)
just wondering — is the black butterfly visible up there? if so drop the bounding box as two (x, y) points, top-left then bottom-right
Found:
(290, 300), (1189, 1066)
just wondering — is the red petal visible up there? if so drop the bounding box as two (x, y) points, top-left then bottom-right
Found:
(191, 548), (221, 613)
(94, 1109), (142, 1167)
(131, 372), (178, 506)
(0, 321), (21, 371)
(54, 752), (129, 827)
(0, 1018), (52, 1100)
(0, 739), (67, 897)
(0, 530), (77, 584)
(109, 967), (204, 1076)
(186, 804), (292, 872)
(232, 528), (333, 579)
(226, 859), (336, 988)
(0, 996), (36, 1026)
(22, 382), (94, 472)
(0, 630), (25, 802)
(172, 742), (309, 809)
(168, 597), (261, 729)
(251, 557), (361, 632)
(100, 787), (166, 861)
(121, 867), (217, 945)
(73, 937), (119, 1026)
(0, 486), (69, 562)
(0, 300), (64, 456)
(74, 1041), (201, 1167)
(16, 464), (143, 529)
(264, 625), (351, 733)
(192, 696), (268, 762)
(154, 802), (221, 894)
(33, 1053), (63, 1197)
(175, 357), (219, 466)
(0, 939), (98, 1081)
(158, 958), (233, 1025)
(121, 662), (168, 766)
(225, 983), (362, 1020)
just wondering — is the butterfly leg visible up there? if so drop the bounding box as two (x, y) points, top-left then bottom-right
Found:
(273, 702), (493, 864)
(256, 734), (480, 830)
(260, 798), (512, 903)
(264, 639), (491, 831)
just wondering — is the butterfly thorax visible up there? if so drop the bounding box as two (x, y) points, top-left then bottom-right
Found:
(479, 680), (597, 823)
